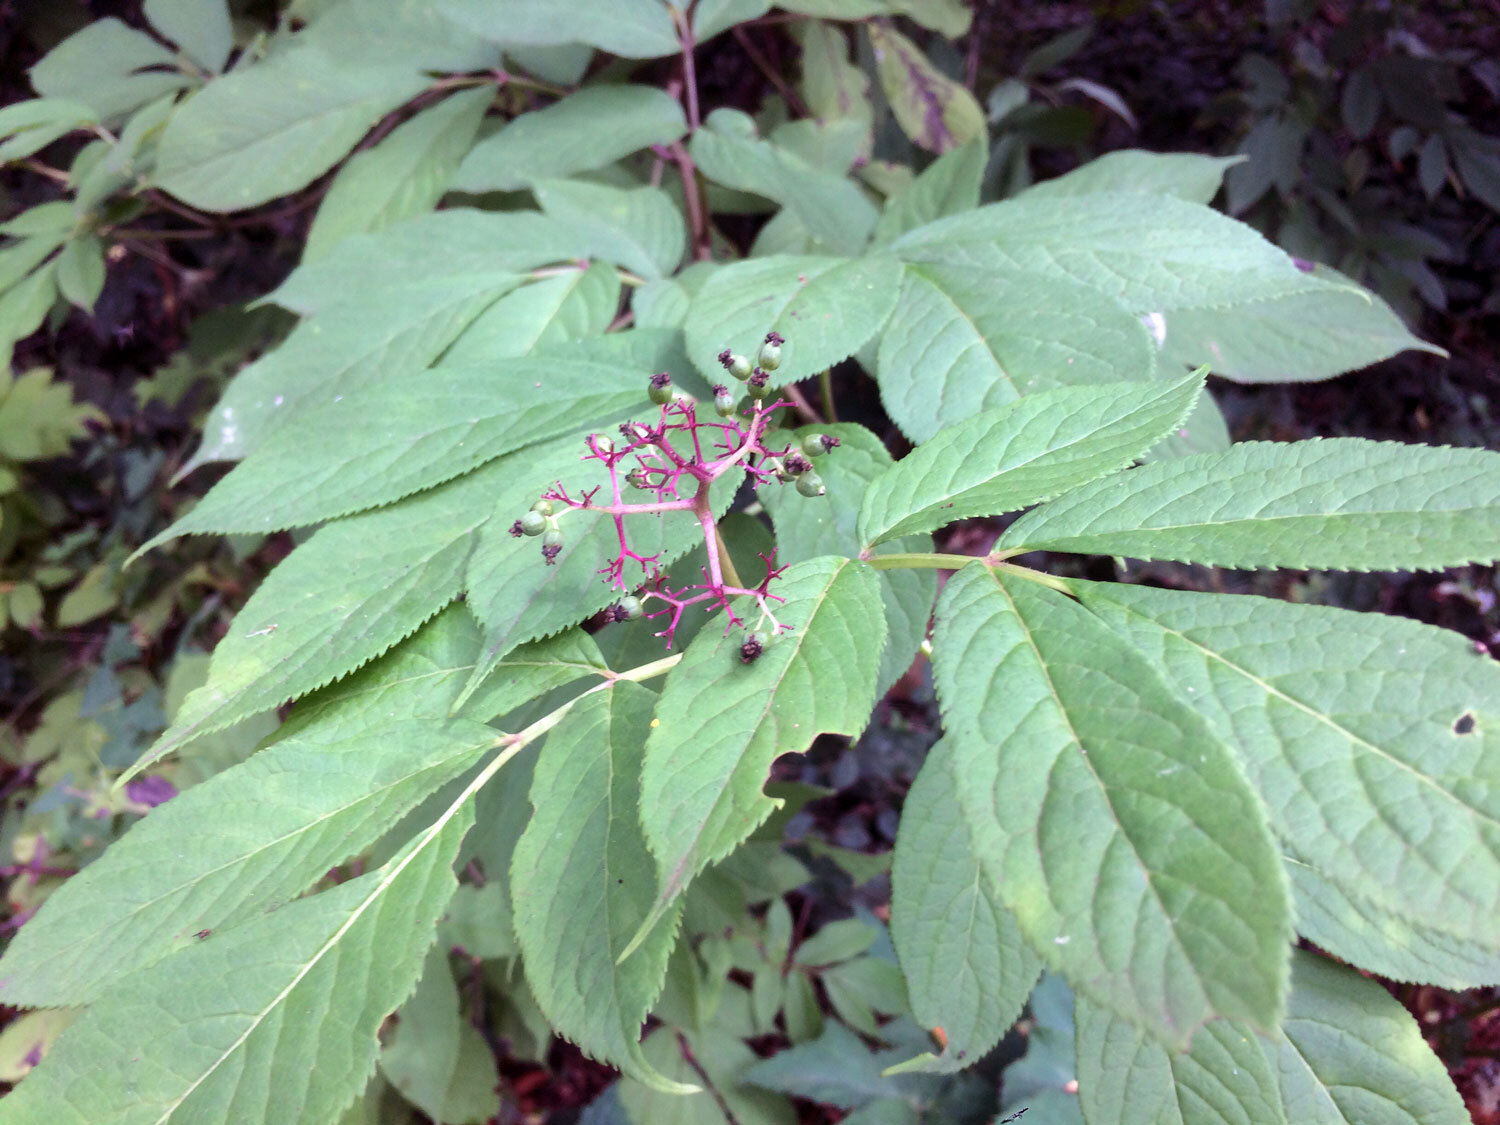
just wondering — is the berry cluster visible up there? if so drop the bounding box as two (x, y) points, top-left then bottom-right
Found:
(509, 333), (839, 652)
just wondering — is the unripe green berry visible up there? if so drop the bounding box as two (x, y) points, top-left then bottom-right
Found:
(542, 528), (564, 550)
(715, 389), (736, 417)
(618, 595), (643, 620)
(718, 350), (753, 381)
(648, 372), (673, 405)
(796, 471), (825, 498)
(747, 370), (770, 400)
(532, 498), (554, 516)
(520, 510), (547, 536)
(627, 467), (651, 490)
(759, 332), (784, 371)
(801, 434), (829, 457)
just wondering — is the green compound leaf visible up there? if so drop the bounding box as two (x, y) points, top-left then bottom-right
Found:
(534, 179), (686, 281)
(759, 421), (936, 696)
(1286, 858), (1500, 991)
(688, 107), (878, 254)
(1, 784), (474, 1124)
(1074, 582), (1500, 950)
(889, 738), (1042, 1075)
(859, 370), (1204, 548)
(684, 254), (902, 386)
(1270, 952), (1469, 1125)
(0, 716), (494, 1009)
(891, 191), (1339, 314)
(1075, 998), (1285, 1125)
(873, 262), (1159, 443)
(870, 136), (984, 246)
(141, 358), (649, 545)
(440, 0), (679, 59)
(1160, 262), (1442, 383)
(303, 87), (492, 262)
(132, 459), (510, 774)
(1020, 150), (1244, 206)
(452, 84), (686, 192)
(267, 208), (586, 316)
(931, 565), (1290, 1047)
(154, 46), (427, 212)
(190, 274), (523, 468)
(634, 557), (885, 944)
(513, 682), (695, 1093)
(1001, 438), (1500, 571)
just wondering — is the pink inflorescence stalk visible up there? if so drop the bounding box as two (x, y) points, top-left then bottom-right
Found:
(507, 334), (839, 650)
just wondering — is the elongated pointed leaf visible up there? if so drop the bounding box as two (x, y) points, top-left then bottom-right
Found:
(134, 459), (510, 772)
(1003, 438), (1500, 571)
(1076, 582), (1500, 947)
(1285, 857), (1500, 990)
(758, 422), (936, 695)
(871, 137), (984, 246)
(452, 84), (686, 192)
(860, 371), (1203, 547)
(304, 87), (492, 262)
(191, 275), (522, 468)
(1021, 151), (1243, 205)
(440, 0), (679, 59)
(513, 682), (694, 1092)
(688, 108), (878, 254)
(1270, 952), (1468, 1124)
(534, 179), (686, 280)
(638, 557), (885, 925)
(1075, 996), (1285, 1125)
(867, 22), (983, 153)
(873, 263), (1159, 442)
(141, 358), (648, 544)
(440, 262), (620, 366)
(931, 565), (1290, 1046)
(154, 46), (427, 211)
(2, 787), (474, 1123)
(0, 718), (494, 1008)
(684, 254), (902, 386)
(890, 738), (1041, 1074)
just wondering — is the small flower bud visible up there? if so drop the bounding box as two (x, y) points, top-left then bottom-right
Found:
(532, 498), (555, 516)
(795, 471), (825, 498)
(801, 433), (838, 457)
(740, 631), (767, 664)
(520, 510), (547, 536)
(648, 371), (673, 405)
(747, 368), (770, 400)
(719, 349), (753, 381)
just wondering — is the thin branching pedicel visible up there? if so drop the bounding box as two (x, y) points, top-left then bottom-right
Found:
(508, 334), (839, 650)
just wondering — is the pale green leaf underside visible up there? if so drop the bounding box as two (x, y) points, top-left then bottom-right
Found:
(440, 0), (679, 59)
(143, 358), (649, 543)
(684, 253), (902, 386)
(1286, 858), (1500, 990)
(0, 718), (494, 1008)
(1271, 951), (1469, 1125)
(860, 370), (1204, 548)
(1003, 438), (1500, 571)
(639, 557), (886, 919)
(758, 421), (935, 696)
(154, 46), (427, 212)
(1076, 582), (1500, 948)
(513, 683), (693, 1092)
(932, 565), (1290, 1047)
(889, 737), (1041, 1074)
(1075, 997), (1285, 1125)
(134, 458), (510, 772)
(1020, 150), (1243, 206)
(873, 261), (1159, 443)
(452, 84), (686, 192)
(3, 795), (472, 1123)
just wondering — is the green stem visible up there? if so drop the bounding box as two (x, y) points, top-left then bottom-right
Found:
(714, 527), (743, 588)
(862, 552), (980, 571)
(992, 561), (1074, 595)
(818, 368), (837, 422)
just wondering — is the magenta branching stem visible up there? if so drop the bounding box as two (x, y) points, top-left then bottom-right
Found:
(511, 338), (833, 650)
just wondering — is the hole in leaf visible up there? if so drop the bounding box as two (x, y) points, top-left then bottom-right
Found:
(1454, 712), (1476, 735)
